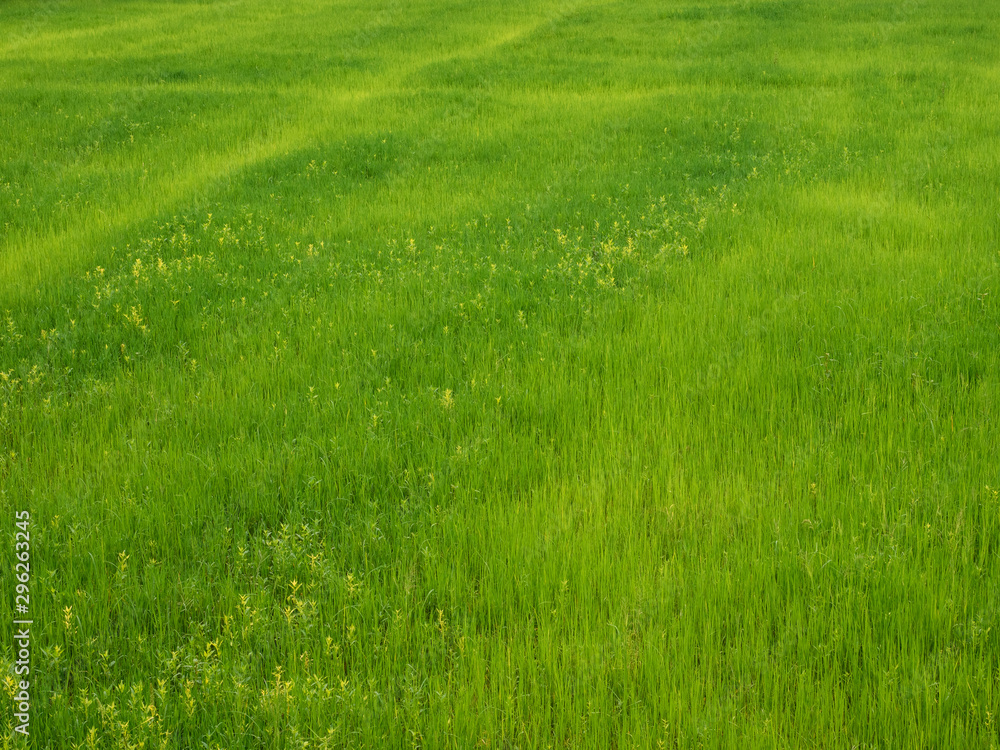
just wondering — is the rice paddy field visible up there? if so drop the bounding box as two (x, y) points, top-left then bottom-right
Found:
(2, 0), (999, 747)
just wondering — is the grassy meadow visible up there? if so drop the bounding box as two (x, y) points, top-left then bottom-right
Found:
(2, 0), (1000, 746)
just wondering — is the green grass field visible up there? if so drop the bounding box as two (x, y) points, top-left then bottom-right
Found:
(2, 0), (999, 747)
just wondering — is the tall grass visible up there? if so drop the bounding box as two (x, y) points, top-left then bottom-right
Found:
(2, 0), (999, 747)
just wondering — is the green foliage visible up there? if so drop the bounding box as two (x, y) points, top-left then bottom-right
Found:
(1, 0), (999, 747)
